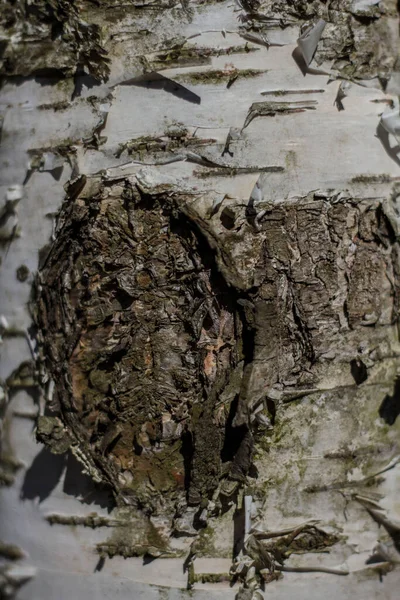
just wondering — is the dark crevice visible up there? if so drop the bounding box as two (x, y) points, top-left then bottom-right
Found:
(103, 432), (122, 456)
(266, 397), (276, 425)
(169, 210), (237, 313)
(376, 204), (396, 247)
(245, 194), (257, 228)
(97, 348), (128, 372)
(352, 13), (379, 25)
(379, 377), (400, 425)
(221, 396), (246, 463)
(237, 298), (257, 359)
(51, 20), (64, 40)
(343, 296), (351, 330)
(133, 437), (143, 456)
(192, 506), (208, 531)
(228, 429), (253, 481)
(114, 287), (134, 309)
(180, 428), (194, 492)
(232, 503), (246, 558)
(220, 207), (236, 230)
(350, 358), (368, 385)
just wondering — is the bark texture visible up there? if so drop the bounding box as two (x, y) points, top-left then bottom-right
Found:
(2, 1), (400, 599)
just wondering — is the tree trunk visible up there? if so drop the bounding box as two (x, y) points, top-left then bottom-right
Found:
(2, 1), (400, 599)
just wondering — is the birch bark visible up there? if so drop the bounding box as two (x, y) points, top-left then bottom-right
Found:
(1, 2), (400, 599)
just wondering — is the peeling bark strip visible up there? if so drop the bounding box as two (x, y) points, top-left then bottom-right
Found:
(34, 172), (400, 526)
(242, 100), (317, 129)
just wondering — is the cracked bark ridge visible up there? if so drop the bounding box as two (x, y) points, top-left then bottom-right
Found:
(34, 175), (400, 520)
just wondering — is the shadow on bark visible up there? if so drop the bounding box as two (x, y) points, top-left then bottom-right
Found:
(20, 447), (66, 502)
(20, 447), (114, 509)
(72, 70), (101, 100)
(63, 452), (115, 512)
(94, 556), (106, 573)
(292, 47), (327, 77)
(0, 69), (66, 88)
(376, 122), (400, 167)
(232, 503), (245, 559)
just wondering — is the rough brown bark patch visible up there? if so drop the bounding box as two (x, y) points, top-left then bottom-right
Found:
(34, 175), (400, 527)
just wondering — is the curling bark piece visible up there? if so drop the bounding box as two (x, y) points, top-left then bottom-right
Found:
(297, 19), (326, 67)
